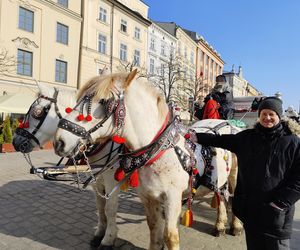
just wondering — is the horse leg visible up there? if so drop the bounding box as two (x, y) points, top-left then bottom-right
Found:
(228, 154), (243, 236)
(139, 194), (165, 250)
(213, 194), (227, 237)
(163, 191), (182, 250)
(90, 176), (107, 247)
(98, 171), (119, 249)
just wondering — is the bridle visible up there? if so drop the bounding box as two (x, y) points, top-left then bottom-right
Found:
(57, 91), (125, 144)
(15, 88), (62, 148)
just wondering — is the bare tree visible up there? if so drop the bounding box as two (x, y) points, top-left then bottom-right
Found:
(0, 48), (17, 75)
(116, 59), (147, 79)
(147, 54), (185, 104)
(178, 73), (210, 105)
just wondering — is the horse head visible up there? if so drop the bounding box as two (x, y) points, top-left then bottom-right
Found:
(54, 70), (139, 157)
(12, 83), (76, 153)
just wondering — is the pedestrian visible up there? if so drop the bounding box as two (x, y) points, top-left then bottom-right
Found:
(195, 96), (300, 250)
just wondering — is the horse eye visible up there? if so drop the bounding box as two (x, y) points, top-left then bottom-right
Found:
(32, 105), (44, 119)
(99, 99), (105, 105)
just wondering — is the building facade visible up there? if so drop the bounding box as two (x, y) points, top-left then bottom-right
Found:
(79, 0), (151, 86)
(0, 0), (82, 98)
(223, 66), (261, 97)
(147, 22), (177, 76)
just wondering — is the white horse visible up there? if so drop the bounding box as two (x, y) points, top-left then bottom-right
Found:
(12, 83), (121, 249)
(189, 119), (242, 236)
(54, 70), (242, 249)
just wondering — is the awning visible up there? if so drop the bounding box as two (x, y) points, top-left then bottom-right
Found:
(0, 92), (36, 114)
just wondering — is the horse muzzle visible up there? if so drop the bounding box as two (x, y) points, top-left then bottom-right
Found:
(12, 136), (34, 153)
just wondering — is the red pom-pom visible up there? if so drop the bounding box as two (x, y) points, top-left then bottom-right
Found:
(114, 167), (125, 181)
(23, 122), (29, 128)
(65, 107), (72, 113)
(112, 135), (126, 144)
(77, 114), (84, 121)
(193, 168), (198, 175)
(129, 169), (139, 187)
(19, 123), (24, 128)
(184, 133), (191, 139)
(85, 114), (92, 121)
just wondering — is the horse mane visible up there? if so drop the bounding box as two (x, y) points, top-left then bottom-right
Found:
(77, 73), (127, 101)
(78, 73), (169, 121)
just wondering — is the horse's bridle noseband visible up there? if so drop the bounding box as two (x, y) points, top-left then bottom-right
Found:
(15, 88), (62, 147)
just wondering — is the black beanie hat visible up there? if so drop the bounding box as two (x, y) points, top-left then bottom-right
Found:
(258, 96), (283, 118)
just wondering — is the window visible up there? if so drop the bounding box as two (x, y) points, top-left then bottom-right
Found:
(58, 0), (68, 8)
(178, 42), (181, 56)
(98, 34), (106, 54)
(99, 7), (107, 22)
(161, 43), (165, 56)
(190, 52), (194, 64)
(184, 66), (187, 79)
(17, 49), (32, 76)
(55, 59), (67, 83)
(134, 27), (140, 40)
(161, 64), (165, 77)
(170, 46), (175, 57)
(150, 38), (155, 51)
(120, 19), (127, 33)
(134, 50), (140, 66)
(56, 22), (69, 45)
(149, 58), (154, 74)
(120, 43), (127, 61)
(19, 7), (34, 32)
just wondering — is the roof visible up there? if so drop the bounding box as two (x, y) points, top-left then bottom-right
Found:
(154, 22), (177, 36)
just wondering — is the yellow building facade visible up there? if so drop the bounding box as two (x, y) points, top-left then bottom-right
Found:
(79, 0), (151, 86)
(0, 0), (81, 98)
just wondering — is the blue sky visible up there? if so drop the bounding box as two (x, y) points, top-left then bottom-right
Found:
(144, 0), (300, 110)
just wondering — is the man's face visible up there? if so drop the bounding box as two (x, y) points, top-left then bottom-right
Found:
(259, 109), (280, 128)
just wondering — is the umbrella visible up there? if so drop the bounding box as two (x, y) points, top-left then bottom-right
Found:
(0, 92), (36, 114)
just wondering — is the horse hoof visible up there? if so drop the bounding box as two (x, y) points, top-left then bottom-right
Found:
(90, 235), (103, 247)
(98, 244), (113, 250)
(229, 227), (243, 236)
(213, 228), (225, 237)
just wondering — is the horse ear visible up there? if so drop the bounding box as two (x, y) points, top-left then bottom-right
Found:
(124, 69), (138, 87)
(101, 66), (110, 76)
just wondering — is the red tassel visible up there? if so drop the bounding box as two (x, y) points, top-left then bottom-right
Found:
(114, 167), (125, 181)
(77, 114), (84, 121)
(19, 123), (24, 128)
(129, 169), (139, 187)
(65, 107), (72, 113)
(85, 114), (92, 121)
(112, 135), (126, 144)
(184, 133), (191, 139)
(23, 122), (29, 128)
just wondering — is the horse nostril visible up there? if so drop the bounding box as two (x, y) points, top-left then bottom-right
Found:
(55, 139), (65, 152)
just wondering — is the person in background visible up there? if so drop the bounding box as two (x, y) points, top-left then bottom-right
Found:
(284, 106), (299, 123)
(196, 96), (300, 250)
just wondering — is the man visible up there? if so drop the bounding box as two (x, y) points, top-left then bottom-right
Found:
(196, 96), (300, 250)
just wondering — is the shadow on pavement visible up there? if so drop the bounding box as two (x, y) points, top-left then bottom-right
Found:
(0, 179), (146, 250)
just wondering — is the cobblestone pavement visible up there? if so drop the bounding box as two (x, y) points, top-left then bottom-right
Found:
(0, 150), (299, 250)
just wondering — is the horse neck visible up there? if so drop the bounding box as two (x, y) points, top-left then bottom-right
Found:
(122, 84), (169, 150)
